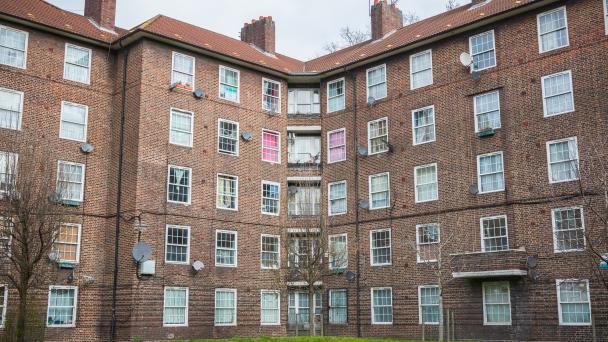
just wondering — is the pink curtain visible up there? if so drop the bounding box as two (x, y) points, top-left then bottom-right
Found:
(329, 130), (346, 162)
(263, 131), (279, 162)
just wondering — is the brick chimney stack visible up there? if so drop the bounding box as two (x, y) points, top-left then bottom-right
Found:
(241, 16), (276, 55)
(371, 0), (403, 40)
(85, 0), (116, 29)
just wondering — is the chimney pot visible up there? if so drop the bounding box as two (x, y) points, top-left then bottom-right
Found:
(84, 0), (116, 29)
(241, 16), (276, 54)
(370, 0), (403, 40)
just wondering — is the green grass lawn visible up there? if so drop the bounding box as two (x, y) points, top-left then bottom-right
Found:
(173, 337), (427, 342)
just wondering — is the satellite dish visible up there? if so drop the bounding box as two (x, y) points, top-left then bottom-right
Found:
(48, 250), (59, 262)
(468, 184), (479, 195)
(357, 146), (368, 156)
(241, 132), (253, 141)
(527, 256), (538, 268)
(132, 241), (152, 263)
(193, 88), (204, 99)
(459, 52), (472, 67)
(345, 271), (356, 282)
(288, 185), (299, 194)
(471, 71), (481, 81)
(528, 269), (539, 281)
(80, 143), (94, 154)
(192, 260), (205, 272)
(367, 96), (376, 106)
(358, 199), (370, 209)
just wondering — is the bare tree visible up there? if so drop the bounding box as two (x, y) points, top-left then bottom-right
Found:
(0, 135), (66, 342)
(445, 0), (460, 11)
(323, 26), (370, 53)
(403, 10), (421, 26)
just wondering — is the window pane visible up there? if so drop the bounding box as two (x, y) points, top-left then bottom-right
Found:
(413, 107), (435, 144)
(553, 208), (585, 251)
(416, 165), (438, 202)
(219, 120), (238, 154)
(0, 89), (21, 130)
(479, 153), (504, 193)
(168, 167), (190, 203)
(482, 216), (508, 251)
(217, 175), (237, 209)
(543, 72), (573, 116)
(475, 91), (500, 130)
(484, 282), (511, 324)
(470, 31), (496, 70)
(0, 27), (27, 68)
(539, 9), (568, 52)
(48, 288), (76, 326)
(548, 139), (579, 182)
(60, 103), (87, 141)
(411, 51), (432, 88)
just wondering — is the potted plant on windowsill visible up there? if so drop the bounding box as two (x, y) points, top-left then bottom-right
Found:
(173, 81), (193, 91)
(476, 125), (496, 138)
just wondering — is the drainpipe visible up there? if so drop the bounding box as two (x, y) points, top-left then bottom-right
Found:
(351, 72), (362, 338)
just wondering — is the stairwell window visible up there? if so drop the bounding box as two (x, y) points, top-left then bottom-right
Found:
(261, 234), (280, 269)
(47, 286), (77, 327)
(371, 287), (393, 324)
(547, 137), (579, 183)
(163, 287), (188, 327)
(328, 181), (347, 216)
(63, 44), (91, 84)
(542, 70), (574, 117)
(557, 279), (591, 325)
(59, 101), (88, 142)
(165, 225), (190, 264)
(167, 165), (191, 204)
(0, 88), (23, 130)
(327, 78), (345, 113)
(169, 109), (193, 147)
(366, 64), (387, 101)
(171, 52), (195, 88)
(415, 164), (438, 203)
(538, 7), (569, 53)
(412, 106), (435, 145)
(0, 151), (17, 193)
(368, 117), (388, 155)
(369, 172), (390, 209)
(217, 174), (238, 210)
(0, 25), (27, 69)
(0, 285), (6, 328)
(469, 30), (496, 71)
(329, 289), (347, 324)
(56, 161), (85, 203)
(552, 207), (585, 252)
(370, 228), (391, 266)
(262, 79), (281, 113)
(260, 290), (280, 325)
(262, 130), (280, 163)
(483, 282), (511, 325)
(477, 152), (505, 194)
(219, 66), (240, 102)
(328, 128), (346, 163)
(416, 224), (439, 263)
(218, 119), (239, 156)
(481, 215), (509, 252)
(418, 285), (439, 325)
(215, 289), (237, 326)
(261, 181), (280, 215)
(54, 223), (81, 264)
(474, 91), (501, 132)
(216, 230), (237, 267)
(410, 50), (433, 89)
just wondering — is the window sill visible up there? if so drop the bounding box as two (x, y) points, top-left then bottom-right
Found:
(288, 113), (321, 119)
(61, 200), (82, 207)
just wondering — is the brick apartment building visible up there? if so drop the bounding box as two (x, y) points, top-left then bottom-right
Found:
(0, 0), (607, 341)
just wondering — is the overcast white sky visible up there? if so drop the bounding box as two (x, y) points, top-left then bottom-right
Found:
(46, 0), (470, 60)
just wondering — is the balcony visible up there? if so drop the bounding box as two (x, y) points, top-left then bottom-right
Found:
(288, 202), (321, 217)
(288, 88), (320, 118)
(450, 247), (528, 279)
(288, 131), (321, 169)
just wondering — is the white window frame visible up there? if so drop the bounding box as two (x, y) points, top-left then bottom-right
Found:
(0, 285), (6, 328)
(546, 137), (579, 184)
(328, 180), (347, 216)
(261, 180), (280, 216)
(477, 151), (505, 194)
(537, 6), (570, 53)
(474, 90), (501, 132)
(328, 233), (348, 270)
(418, 285), (439, 325)
(219, 65), (240, 103)
(414, 163), (438, 203)
(468, 30), (496, 72)
(541, 70), (575, 117)
(166, 165), (192, 205)
(260, 290), (280, 326)
(552, 206), (586, 253)
(215, 230), (238, 267)
(409, 49), (433, 90)
(0, 151), (18, 194)
(482, 281), (512, 326)
(371, 287), (393, 325)
(367, 117), (389, 155)
(327, 128), (347, 164)
(480, 215), (509, 252)
(55, 223), (82, 264)
(63, 43), (91, 85)
(369, 228), (392, 266)
(214, 288), (237, 326)
(604, 0), (608, 34)
(262, 78), (281, 113)
(260, 234), (280, 269)
(59, 101), (88, 142)
(366, 64), (387, 102)
(261, 129), (281, 164)
(216, 173), (238, 211)
(46, 285), (78, 328)
(0, 87), (23, 131)
(165, 225), (190, 265)
(163, 286), (189, 327)
(56, 161), (85, 203)
(327, 78), (346, 113)
(411, 105), (436, 145)
(171, 51), (195, 88)
(556, 279), (592, 326)
(368, 172), (390, 210)
(416, 223), (440, 263)
(329, 289), (348, 325)
(0, 25), (28, 69)
(217, 118), (239, 156)
(169, 108), (194, 147)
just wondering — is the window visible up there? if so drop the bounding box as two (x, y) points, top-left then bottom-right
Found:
(262, 130), (280, 163)
(288, 291), (321, 326)
(287, 181), (321, 216)
(371, 288), (393, 324)
(418, 286), (439, 324)
(415, 164), (438, 203)
(260, 290), (280, 325)
(59, 101), (88, 142)
(54, 223), (81, 264)
(369, 172), (390, 209)
(329, 289), (347, 324)
(217, 174), (238, 210)
(167, 165), (191, 204)
(474, 91), (501, 132)
(605, 0), (608, 34)
(542, 70), (574, 117)
(481, 215), (509, 252)
(0, 88), (23, 130)
(218, 119), (239, 156)
(165, 225), (190, 264)
(368, 117), (388, 154)
(261, 181), (280, 215)
(327, 78), (345, 112)
(0, 151), (17, 193)
(0, 25), (27, 69)
(469, 30), (496, 71)
(215, 289), (237, 326)
(483, 282), (511, 325)
(261, 235), (280, 269)
(288, 235), (318, 268)
(537, 7), (569, 53)
(288, 131), (321, 166)
(0, 285), (6, 328)
(288, 89), (320, 115)
(328, 128), (346, 163)
(47, 286), (77, 327)
(557, 279), (591, 325)
(215, 230), (237, 267)
(56, 161), (85, 203)
(367, 64), (387, 101)
(477, 152), (505, 193)
(547, 137), (579, 183)
(328, 181), (347, 216)
(169, 109), (193, 147)
(329, 233), (348, 271)
(412, 106), (435, 145)
(552, 207), (585, 252)
(416, 224), (439, 263)
(262, 78), (281, 113)
(163, 287), (188, 326)
(0, 217), (12, 255)
(63, 44), (91, 84)
(219, 66), (239, 102)
(410, 50), (433, 89)
(171, 52), (194, 88)
(370, 228), (391, 266)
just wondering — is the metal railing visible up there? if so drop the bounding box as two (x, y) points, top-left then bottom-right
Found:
(288, 202), (321, 216)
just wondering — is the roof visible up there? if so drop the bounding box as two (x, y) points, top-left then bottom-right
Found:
(0, 0), (542, 76)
